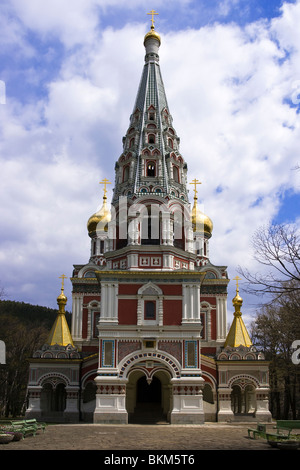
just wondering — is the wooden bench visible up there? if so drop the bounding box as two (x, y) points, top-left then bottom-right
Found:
(266, 421), (300, 447)
(10, 419), (46, 438)
(248, 422), (291, 441)
(276, 420), (300, 432)
(25, 419), (47, 433)
(10, 420), (37, 438)
(247, 423), (267, 439)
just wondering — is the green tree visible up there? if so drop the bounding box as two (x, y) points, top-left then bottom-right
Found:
(251, 294), (300, 419)
(0, 314), (49, 417)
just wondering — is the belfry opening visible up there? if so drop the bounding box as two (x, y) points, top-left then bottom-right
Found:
(25, 11), (272, 425)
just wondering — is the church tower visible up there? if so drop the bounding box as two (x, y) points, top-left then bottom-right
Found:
(85, 14), (228, 424)
(25, 12), (272, 424)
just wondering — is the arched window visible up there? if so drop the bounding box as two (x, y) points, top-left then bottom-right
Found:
(145, 300), (156, 320)
(123, 165), (130, 182)
(173, 165), (179, 182)
(141, 206), (160, 245)
(147, 161), (155, 177)
(148, 134), (155, 144)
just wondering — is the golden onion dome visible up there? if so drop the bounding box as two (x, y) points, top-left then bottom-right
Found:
(144, 25), (161, 46)
(87, 196), (111, 236)
(232, 292), (243, 313)
(191, 197), (213, 236)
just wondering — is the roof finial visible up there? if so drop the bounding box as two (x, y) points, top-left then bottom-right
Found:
(190, 178), (202, 200)
(46, 274), (74, 347)
(233, 275), (242, 294)
(99, 178), (111, 199)
(59, 274), (67, 293)
(147, 9), (159, 29)
(224, 274), (252, 347)
(57, 274), (68, 314)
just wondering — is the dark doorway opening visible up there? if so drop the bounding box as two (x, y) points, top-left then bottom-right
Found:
(137, 375), (161, 403)
(130, 375), (167, 424)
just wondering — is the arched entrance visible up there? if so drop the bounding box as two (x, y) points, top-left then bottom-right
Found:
(231, 382), (256, 416)
(40, 382), (66, 420)
(137, 375), (161, 404)
(126, 369), (171, 424)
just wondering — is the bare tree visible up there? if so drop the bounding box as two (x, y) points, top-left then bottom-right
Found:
(238, 223), (300, 299)
(251, 294), (300, 419)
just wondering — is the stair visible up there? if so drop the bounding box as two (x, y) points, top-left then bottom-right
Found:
(233, 413), (257, 422)
(129, 403), (168, 424)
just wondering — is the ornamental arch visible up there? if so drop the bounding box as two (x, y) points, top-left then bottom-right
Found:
(39, 374), (69, 416)
(125, 363), (173, 423)
(228, 375), (259, 415)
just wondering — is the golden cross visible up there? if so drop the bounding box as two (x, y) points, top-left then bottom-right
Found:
(147, 9), (159, 28)
(59, 274), (68, 290)
(233, 275), (242, 291)
(99, 178), (111, 198)
(190, 178), (202, 197)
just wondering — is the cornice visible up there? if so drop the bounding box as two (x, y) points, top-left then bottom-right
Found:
(95, 270), (207, 282)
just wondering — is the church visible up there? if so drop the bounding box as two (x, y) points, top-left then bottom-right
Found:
(25, 14), (272, 424)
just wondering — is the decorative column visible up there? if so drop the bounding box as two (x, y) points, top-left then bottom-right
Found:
(64, 388), (80, 422)
(170, 378), (205, 424)
(93, 377), (128, 424)
(217, 388), (234, 422)
(255, 388), (272, 421)
(25, 387), (43, 419)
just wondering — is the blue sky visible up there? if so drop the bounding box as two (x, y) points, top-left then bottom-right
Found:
(0, 0), (299, 326)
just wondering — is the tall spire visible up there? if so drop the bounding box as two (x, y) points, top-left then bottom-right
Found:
(46, 275), (74, 347)
(224, 276), (252, 348)
(112, 12), (188, 204)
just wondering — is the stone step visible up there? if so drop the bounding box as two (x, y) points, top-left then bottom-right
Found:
(129, 403), (168, 424)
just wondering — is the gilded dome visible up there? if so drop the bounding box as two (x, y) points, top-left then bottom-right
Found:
(144, 25), (161, 46)
(87, 196), (111, 236)
(191, 197), (213, 236)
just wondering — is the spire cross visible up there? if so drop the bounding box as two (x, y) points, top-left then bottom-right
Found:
(233, 275), (242, 292)
(147, 9), (159, 28)
(190, 178), (202, 198)
(99, 178), (111, 198)
(59, 274), (67, 291)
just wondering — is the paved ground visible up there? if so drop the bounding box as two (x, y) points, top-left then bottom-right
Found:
(0, 423), (279, 452)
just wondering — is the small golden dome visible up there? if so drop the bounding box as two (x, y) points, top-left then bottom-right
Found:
(144, 25), (161, 46)
(57, 290), (67, 303)
(87, 196), (111, 236)
(232, 293), (243, 315)
(191, 197), (213, 236)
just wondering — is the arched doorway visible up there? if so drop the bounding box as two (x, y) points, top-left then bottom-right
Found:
(127, 369), (171, 424)
(137, 375), (161, 404)
(231, 382), (256, 416)
(40, 382), (66, 421)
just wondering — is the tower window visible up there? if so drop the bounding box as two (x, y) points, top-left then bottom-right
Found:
(145, 301), (156, 320)
(93, 312), (100, 338)
(147, 161), (155, 177)
(173, 165), (179, 183)
(148, 134), (155, 144)
(123, 165), (130, 182)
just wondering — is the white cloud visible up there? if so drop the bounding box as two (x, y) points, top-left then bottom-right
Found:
(10, 0), (100, 48)
(1, 1), (300, 316)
